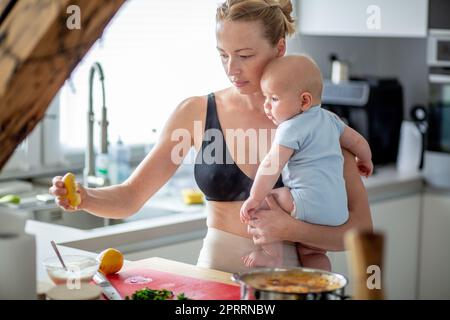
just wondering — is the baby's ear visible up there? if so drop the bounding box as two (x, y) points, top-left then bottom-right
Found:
(299, 92), (313, 112)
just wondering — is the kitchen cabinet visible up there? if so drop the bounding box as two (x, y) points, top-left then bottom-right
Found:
(297, 0), (428, 38)
(329, 194), (422, 299)
(418, 192), (450, 299)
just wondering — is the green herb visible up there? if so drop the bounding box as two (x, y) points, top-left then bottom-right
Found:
(125, 288), (189, 300)
(176, 293), (188, 300)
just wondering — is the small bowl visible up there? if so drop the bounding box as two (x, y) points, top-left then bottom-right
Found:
(43, 255), (99, 285)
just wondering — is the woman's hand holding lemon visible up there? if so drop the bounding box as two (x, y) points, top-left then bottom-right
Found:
(49, 172), (87, 211)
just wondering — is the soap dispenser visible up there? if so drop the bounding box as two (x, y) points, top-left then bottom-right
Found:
(109, 136), (131, 185)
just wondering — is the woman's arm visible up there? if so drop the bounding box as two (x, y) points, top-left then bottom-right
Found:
(247, 148), (373, 251)
(52, 96), (204, 219)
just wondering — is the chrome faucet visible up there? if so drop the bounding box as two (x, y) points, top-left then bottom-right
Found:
(84, 62), (109, 188)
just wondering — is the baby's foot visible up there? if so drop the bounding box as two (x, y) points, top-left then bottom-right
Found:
(242, 250), (283, 268)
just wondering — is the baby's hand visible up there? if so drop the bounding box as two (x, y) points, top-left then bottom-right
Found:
(240, 198), (261, 223)
(356, 158), (374, 177)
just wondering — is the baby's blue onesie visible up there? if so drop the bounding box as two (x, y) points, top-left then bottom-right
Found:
(274, 105), (349, 226)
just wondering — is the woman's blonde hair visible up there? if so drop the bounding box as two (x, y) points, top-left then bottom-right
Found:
(216, 0), (296, 45)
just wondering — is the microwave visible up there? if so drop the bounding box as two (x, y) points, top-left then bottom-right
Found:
(427, 29), (450, 67)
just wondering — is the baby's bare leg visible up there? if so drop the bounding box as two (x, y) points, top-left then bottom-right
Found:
(253, 187), (329, 270)
(246, 187), (294, 241)
(270, 188), (330, 270)
(296, 244), (331, 271)
(244, 187), (294, 268)
(257, 187), (294, 213)
(243, 242), (284, 268)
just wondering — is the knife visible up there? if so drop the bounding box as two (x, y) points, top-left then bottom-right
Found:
(93, 271), (122, 300)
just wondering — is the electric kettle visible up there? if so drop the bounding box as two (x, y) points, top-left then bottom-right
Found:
(329, 53), (349, 84)
(396, 105), (427, 173)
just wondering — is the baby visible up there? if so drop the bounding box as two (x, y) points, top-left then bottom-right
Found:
(240, 55), (373, 270)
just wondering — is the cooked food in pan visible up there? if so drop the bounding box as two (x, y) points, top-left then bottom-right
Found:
(243, 270), (345, 293)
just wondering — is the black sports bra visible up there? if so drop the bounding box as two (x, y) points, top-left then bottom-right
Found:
(194, 93), (283, 202)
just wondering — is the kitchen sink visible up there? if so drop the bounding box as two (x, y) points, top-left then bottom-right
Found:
(29, 205), (182, 230)
(120, 205), (183, 223)
(5, 184), (188, 230)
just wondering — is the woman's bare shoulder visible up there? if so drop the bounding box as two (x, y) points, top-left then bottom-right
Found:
(176, 88), (239, 127)
(158, 95), (208, 141)
(175, 95), (207, 120)
(170, 95), (209, 149)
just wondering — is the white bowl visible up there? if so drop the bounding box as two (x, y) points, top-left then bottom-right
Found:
(43, 255), (99, 285)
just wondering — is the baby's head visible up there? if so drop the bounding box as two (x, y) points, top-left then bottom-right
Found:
(261, 55), (323, 125)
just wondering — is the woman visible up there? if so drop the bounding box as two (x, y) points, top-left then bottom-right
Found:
(49, 0), (372, 273)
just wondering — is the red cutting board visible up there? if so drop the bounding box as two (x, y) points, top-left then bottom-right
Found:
(106, 268), (241, 300)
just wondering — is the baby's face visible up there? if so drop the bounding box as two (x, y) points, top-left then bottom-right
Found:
(261, 77), (301, 125)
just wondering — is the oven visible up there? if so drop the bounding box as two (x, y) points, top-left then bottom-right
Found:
(427, 70), (450, 155)
(423, 29), (450, 188)
(427, 30), (450, 67)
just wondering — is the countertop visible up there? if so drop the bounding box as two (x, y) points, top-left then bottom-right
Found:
(27, 165), (425, 293)
(28, 201), (207, 287)
(38, 255), (236, 298)
(362, 166), (424, 202)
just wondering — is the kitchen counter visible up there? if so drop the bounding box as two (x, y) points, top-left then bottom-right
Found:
(29, 208), (207, 287)
(27, 188), (208, 294)
(363, 166), (423, 202)
(28, 165), (425, 294)
(38, 255), (236, 298)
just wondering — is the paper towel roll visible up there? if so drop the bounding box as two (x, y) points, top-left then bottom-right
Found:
(396, 121), (422, 173)
(0, 209), (36, 300)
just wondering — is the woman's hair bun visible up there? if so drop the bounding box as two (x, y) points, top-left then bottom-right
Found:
(217, 0), (296, 44)
(278, 0), (294, 22)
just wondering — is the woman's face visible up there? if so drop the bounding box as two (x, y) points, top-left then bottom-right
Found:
(216, 20), (284, 95)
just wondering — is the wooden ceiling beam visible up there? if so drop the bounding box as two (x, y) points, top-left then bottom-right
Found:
(0, 0), (126, 170)
(0, 1), (15, 21)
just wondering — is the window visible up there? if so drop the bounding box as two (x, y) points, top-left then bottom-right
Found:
(59, 0), (229, 151)
(0, 94), (62, 177)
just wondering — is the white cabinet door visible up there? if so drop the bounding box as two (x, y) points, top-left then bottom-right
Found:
(298, 0), (428, 38)
(329, 194), (421, 299)
(419, 193), (450, 299)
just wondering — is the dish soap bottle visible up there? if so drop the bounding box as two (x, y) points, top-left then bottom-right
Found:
(109, 136), (131, 185)
(95, 152), (110, 185)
